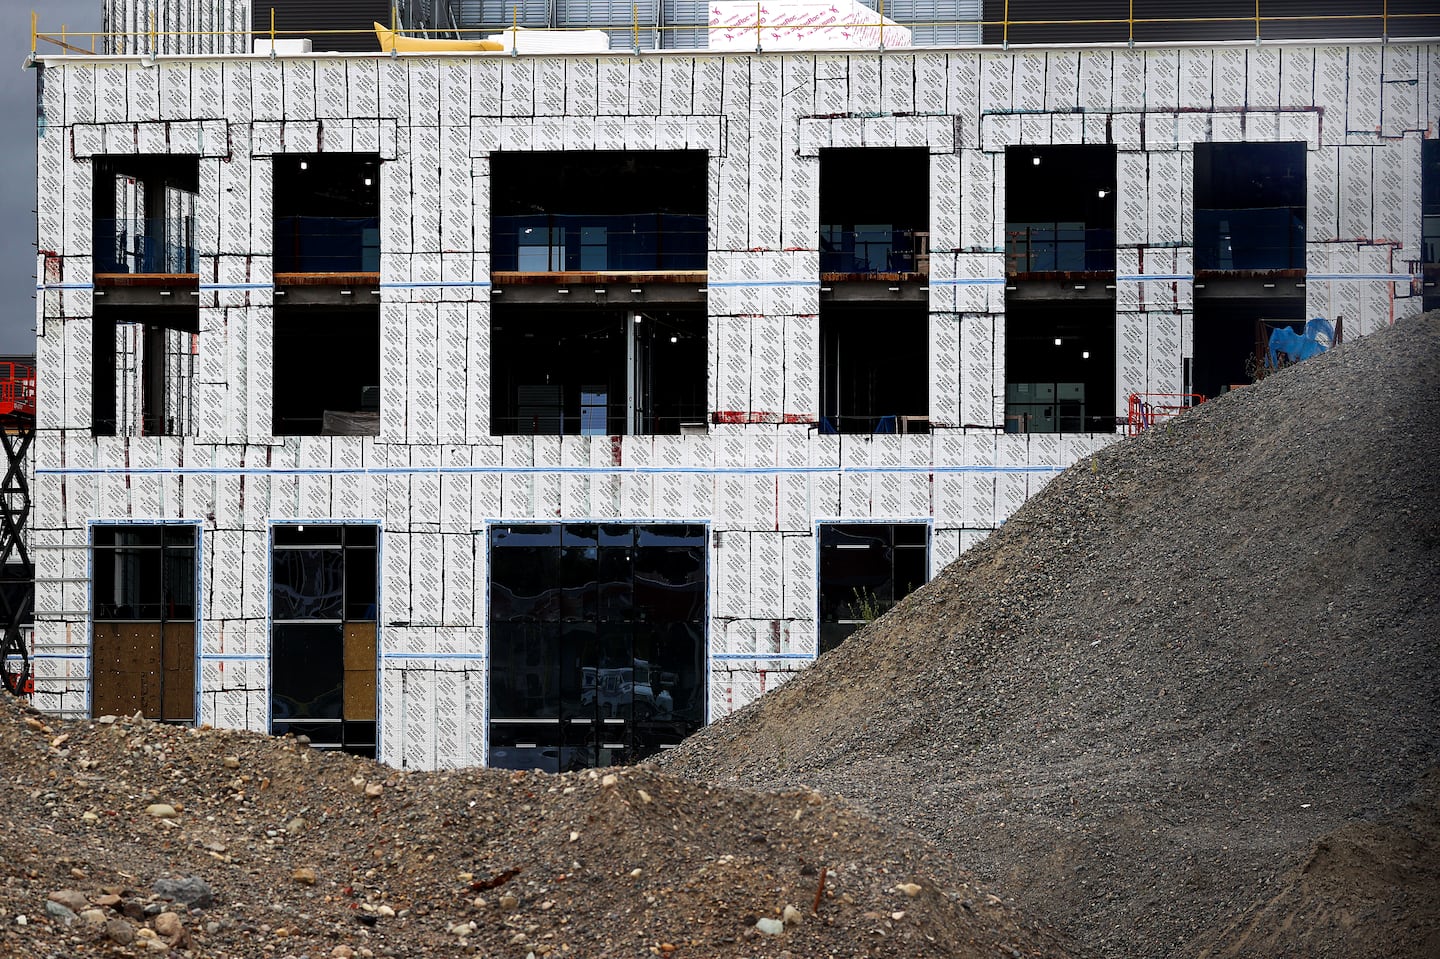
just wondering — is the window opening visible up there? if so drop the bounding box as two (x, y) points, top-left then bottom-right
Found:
(1005, 145), (1116, 274)
(819, 148), (930, 275)
(270, 524), (378, 757)
(1194, 142), (1306, 272)
(1003, 301), (1116, 433)
(491, 152), (707, 273)
(491, 307), (705, 435)
(273, 154), (381, 273)
(819, 303), (928, 433)
(817, 523), (928, 655)
(93, 156), (199, 275)
(91, 525), (197, 722)
(91, 308), (199, 438)
(488, 523), (706, 771)
(272, 305), (381, 435)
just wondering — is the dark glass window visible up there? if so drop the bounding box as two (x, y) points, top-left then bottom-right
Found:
(488, 523), (706, 771)
(1423, 141), (1440, 312)
(270, 525), (379, 757)
(818, 523), (929, 654)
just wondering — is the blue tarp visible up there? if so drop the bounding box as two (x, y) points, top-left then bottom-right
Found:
(1268, 317), (1335, 370)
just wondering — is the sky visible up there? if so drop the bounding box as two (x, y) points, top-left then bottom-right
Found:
(1, 0), (102, 355)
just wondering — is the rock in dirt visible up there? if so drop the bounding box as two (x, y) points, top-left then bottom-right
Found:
(152, 877), (214, 909)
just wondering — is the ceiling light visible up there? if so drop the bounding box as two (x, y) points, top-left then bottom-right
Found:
(1082, 350), (1090, 359)
(669, 335), (678, 343)
(364, 177), (373, 186)
(1032, 156), (1041, 166)
(1054, 337), (1063, 346)
(1097, 189), (1108, 198)
(633, 315), (642, 323)
(299, 161), (308, 170)
(630, 288), (643, 294)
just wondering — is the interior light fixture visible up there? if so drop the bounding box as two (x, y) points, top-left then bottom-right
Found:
(557, 288), (570, 294)
(297, 524), (305, 532)
(1054, 337), (1063, 346)
(1097, 189), (1109, 198)
(669, 335), (678, 343)
(1032, 156), (1042, 166)
(630, 287), (643, 294)
(299, 161), (308, 170)
(1082, 350), (1091, 359)
(595, 288), (606, 294)
(633, 315), (643, 323)
(364, 177), (373, 186)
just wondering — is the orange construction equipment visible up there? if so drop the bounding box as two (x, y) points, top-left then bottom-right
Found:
(0, 362), (36, 417)
(1126, 392), (1205, 436)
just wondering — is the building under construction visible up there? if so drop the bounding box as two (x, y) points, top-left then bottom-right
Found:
(24, 0), (1439, 769)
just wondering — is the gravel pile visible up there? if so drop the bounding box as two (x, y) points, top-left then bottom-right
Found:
(0, 695), (1070, 959)
(659, 311), (1440, 958)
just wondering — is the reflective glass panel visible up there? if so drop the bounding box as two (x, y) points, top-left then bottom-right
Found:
(271, 624), (344, 720)
(272, 549), (345, 620)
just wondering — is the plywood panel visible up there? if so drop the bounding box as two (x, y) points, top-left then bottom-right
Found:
(161, 622), (196, 722)
(91, 621), (162, 718)
(343, 622), (377, 721)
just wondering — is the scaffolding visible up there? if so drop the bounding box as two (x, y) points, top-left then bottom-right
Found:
(0, 363), (35, 697)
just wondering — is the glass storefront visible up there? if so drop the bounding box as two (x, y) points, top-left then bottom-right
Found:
(488, 523), (706, 771)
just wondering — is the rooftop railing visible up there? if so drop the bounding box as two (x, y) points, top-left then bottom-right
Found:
(30, 6), (1440, 57)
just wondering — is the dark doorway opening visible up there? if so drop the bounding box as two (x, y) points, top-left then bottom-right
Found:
(272, 305), (380, 435)
(819, 148), (930, 274)
(487, 523), (706, 771)
(1004, 301), (1116, 432)
(819, 303), (929, 434)
(1192, 296), (1305, 399)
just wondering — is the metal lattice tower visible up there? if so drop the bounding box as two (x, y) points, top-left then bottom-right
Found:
(0, 411), (34, 696)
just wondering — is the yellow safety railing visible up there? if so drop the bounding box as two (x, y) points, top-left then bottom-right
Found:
(29, 4), (1439, 57)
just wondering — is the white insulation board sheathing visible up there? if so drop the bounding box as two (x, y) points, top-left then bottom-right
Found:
(709, 1), (911, 51)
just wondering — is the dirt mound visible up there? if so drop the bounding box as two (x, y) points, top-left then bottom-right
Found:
(1192, 770), (1440, 959)
(0, 694), (1069, 959)
(658, 311), (1440, 958)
